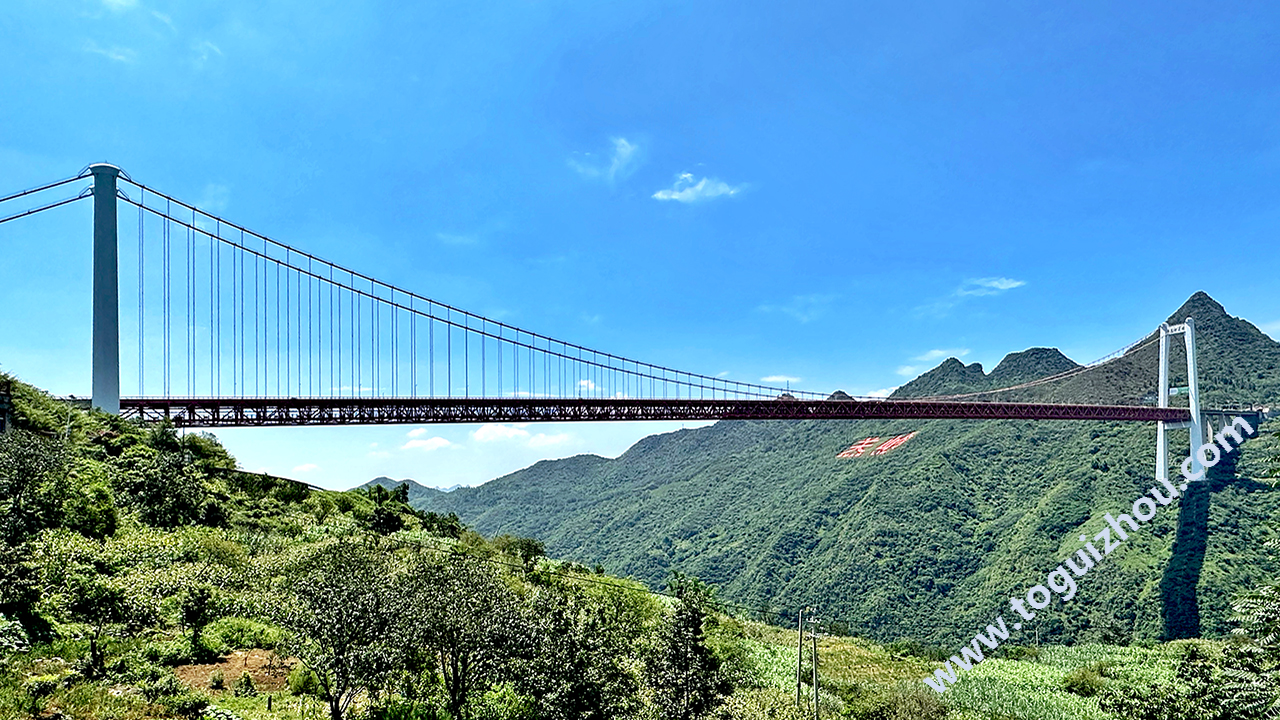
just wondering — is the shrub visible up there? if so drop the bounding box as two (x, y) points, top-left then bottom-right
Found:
(883, 640), (950, 663)
(993, 644), (1042, 662)
(846, 683), (948, 720)
(62, 480), (119, 540)
(162, 689), (211, 718)
(23, 674), (61, 700)
(715, 688), (806, 720)
(209, 669), (225, 690)
(471, 683), (535, 720)
(143, 638), (200, 666)
(140, 672), (186, 701)
(288, 665), (321, 696)
(232, 671), (257, 697)
(205, 617), (282, 651)
(0, 613), (30, 655)
(1061, 663), (1108, 697)
(334, 494), (357, 514)
(364, 699), (449, 720)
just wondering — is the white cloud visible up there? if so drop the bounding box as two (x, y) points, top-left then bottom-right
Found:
(528, 432), (571, 448)
(84, 41), (136, 63)
(193, 40), (223, 66)
(896, 365), (920, 377)
(914, 348), (970, 362)
(472, 424), (530, 442)
(102, 0), (137, 9)
(916, 276), (1027, 317)
(759, 294), (837, 323)
(761, 375), (800, 384)
(570, 137), (640, 183)
(152, 11), (175, 30)
(652, 173), (741, 203)
(292, 463), (319, 473)
(867, 387), (898, 398)
(402, 437), (453, 452)
(1258, 320), (1280, 340)
(607, 138), (637, 180)
(956, 277), (1025, 297)
(578, 379), (597, 392)
(406, 428), (427, 438)
(367, 451), (392, 459)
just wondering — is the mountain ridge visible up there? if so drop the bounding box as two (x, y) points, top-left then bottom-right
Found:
(405, 292), (1280, 645)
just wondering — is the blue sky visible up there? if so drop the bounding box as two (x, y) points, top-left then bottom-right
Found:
(2, 0), (1279, 490)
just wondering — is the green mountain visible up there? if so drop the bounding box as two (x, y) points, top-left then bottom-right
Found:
(409, 292), (1280, 646)
(358, 476), (446, 505)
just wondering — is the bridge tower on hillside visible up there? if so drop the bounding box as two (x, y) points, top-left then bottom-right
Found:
(1155, 319), (1206, 483)
(90, 163), (122, 415)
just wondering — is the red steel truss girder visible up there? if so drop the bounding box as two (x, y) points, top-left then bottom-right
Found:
(118, 397), (1193, 427)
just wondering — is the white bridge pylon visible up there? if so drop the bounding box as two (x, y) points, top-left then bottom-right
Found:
(1156, 318), (1206, 484)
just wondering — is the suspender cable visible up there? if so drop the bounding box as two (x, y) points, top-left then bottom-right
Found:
(137, 188), (144, 396)
(410, 297), (416, 397)
(285, 254), (291, 395)
(240, 235), (245, 395)
(296, 266), (300, 395)
(447, 308), (451, 398)
(187, 212), (193, 395)
(330, 266), (335, 397)
(355, 280), (359, 396)
(276, 262), (281, 396)
(162, 204), (169, 396)
(214, 222), (220, 396)
(308, 258), (312, 397)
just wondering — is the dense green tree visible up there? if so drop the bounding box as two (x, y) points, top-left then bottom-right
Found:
(66, 574), (127, 678)
(0, 544), (43, 638)
(418, 511), (465, 539)
(494, 535), (545, 571)
(0, 430), (71, 545)
(179, 586), (218, 654)
(61, 481), (118, 540)
(112, 444), (208, 528)
(398, 551), (529, 720)
(369, 504), (405, 535)
(515, 583), (646, 720)
(277, 541), (403, 720)
(645, 595), (730, 720)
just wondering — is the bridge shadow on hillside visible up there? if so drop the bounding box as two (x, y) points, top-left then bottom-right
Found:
(1160, 448), (1252, 640)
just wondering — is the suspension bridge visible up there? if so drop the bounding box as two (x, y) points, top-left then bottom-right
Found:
(0, 164), (1234, 476)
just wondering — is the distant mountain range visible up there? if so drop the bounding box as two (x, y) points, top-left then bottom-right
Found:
(357, 477), (466, 498)
(378, 292), (1280, 646)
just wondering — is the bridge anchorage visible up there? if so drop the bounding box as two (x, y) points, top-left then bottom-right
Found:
(0, 164), (1250, 480)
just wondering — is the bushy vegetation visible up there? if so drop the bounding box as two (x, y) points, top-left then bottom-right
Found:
(0, 372), (830, 720)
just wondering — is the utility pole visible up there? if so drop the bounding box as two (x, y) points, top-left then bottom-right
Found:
(795, 608), (805, 708)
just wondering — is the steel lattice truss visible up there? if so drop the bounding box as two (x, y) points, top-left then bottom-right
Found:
(119, 397), (1195, 427)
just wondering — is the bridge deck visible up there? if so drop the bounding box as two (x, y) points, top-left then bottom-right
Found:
(119, 397), (1194, 427)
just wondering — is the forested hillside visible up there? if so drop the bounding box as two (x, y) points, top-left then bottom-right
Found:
(0, 371), (846, 720)
(409, 292), (1280, 647)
